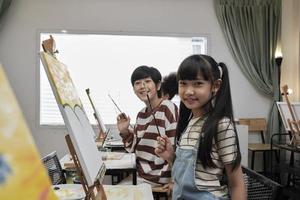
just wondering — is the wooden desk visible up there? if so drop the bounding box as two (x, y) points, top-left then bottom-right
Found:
(60, 153), (137, 185)
(103, 139), (125, 152)
(103, 184), (153, 200)
(52, 183), (153, 200)
(103, 152), (136, 185)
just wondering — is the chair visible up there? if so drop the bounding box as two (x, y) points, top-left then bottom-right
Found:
(242, 166), (282, 200)
(238, 118), (278, 174)
(41, 151), (66, 185)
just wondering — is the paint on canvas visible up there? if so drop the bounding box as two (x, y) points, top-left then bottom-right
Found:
(0, 65), (57, 200)
(40, 52), (82, 109)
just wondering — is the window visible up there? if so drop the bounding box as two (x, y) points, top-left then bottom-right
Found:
(39, 33), (208, 126)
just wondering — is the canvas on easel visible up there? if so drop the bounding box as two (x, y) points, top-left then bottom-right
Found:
(279, 85), (300, 147)
(276, 102), (300, 131)
(39, 36), (106, 199)
(0, 64), (58, 200)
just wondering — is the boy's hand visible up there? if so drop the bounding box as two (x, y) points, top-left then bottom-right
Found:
(116, 113), (131, 137)
(155, 135), (175, 164)
(163, 181), (174, 196)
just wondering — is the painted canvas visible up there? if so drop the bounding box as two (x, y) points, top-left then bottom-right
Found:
(40, 52), (105, 186)
(276, 102), (300, 131)
(0, 65), (58, 200)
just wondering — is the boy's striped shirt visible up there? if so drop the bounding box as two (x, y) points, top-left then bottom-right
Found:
(122, 99), (178, 185)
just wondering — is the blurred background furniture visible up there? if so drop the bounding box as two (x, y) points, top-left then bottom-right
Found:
(271, 133), (300, 199)
(238, 118), (278, 174)
(42, 151), (66, 185)
(242, 166), (282, 200)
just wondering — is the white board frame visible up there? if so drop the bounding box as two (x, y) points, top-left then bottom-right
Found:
(236, 125), (248, 167)
(276, 102), (300, 131)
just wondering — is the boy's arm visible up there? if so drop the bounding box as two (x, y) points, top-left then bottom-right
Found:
(120, 128), (136, 153)
(117, 113), (137, 153)
(164, 103), (178, 144)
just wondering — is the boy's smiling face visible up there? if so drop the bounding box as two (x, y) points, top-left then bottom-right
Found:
(133, 77), (161, 103)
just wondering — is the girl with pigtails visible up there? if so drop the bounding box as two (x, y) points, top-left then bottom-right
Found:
(155, 55), (246, 200)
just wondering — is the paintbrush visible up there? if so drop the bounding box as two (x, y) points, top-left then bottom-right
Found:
(143, 81), (161, 136)
(108, 94), (134, 129)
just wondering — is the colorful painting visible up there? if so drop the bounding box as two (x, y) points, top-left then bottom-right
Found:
(0, 65), (58, 200)
(40, 52), (105, 187)
(40, 52), (82, 109)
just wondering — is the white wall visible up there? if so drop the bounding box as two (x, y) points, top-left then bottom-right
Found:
(0, 0), (271, 158)
(281, 0), (300, 101)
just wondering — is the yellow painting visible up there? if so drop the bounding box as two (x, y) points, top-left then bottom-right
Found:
(40, 52), (82, 109)
(0, 65), (58, 200)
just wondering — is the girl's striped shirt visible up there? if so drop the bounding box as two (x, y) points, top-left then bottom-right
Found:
(179, 116), (238, 197)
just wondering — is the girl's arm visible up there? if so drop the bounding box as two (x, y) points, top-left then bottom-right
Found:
(224, 164), (246, 200)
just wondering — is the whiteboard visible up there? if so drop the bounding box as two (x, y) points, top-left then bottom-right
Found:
(40, 52), (105, 186)
(236, 125), (248, 167)
(276, 102), (300, 131)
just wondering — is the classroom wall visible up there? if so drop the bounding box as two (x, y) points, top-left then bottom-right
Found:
(0, 0), (272, 158)
(281, 0), (300, 101)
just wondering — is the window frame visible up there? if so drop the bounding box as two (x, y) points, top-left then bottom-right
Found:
(35, 29), (210, 129)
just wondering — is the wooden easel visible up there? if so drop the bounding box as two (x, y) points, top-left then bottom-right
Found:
(281, 85), (300, 147)
(85, 88), (107, 146)
(42, 35), (59, 57)
(41, 35), (107, 199)
(65, 134), (107, 200)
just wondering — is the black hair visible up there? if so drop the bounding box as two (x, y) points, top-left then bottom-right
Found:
(176, 54), (241, 170)
(130, 65), (162, 98)
(161, 72), (178, 100)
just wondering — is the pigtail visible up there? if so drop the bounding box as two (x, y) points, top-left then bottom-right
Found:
(200, 60), (241, 170)
(218, 62), (242, 169)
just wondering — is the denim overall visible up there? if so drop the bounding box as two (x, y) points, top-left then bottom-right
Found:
(172, 141), (226, 200)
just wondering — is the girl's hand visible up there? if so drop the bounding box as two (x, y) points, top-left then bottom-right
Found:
(155, 135), (175, 164)
(116, 113), (131, 137)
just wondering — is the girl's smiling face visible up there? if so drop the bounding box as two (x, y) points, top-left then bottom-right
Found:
(178, 74), (220, 118)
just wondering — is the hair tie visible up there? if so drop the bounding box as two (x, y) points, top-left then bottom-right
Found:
(218, 65), (223, 79)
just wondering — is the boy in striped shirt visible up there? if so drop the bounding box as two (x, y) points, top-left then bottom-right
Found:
(117, 65), (178, 187)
